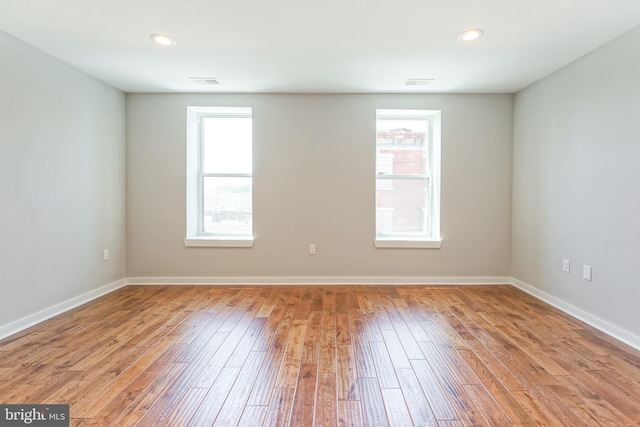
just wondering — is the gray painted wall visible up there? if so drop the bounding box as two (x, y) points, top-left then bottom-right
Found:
(0, 32), (126, 327)
(126, 93), (513, 278)
(512, 26), (640, 337)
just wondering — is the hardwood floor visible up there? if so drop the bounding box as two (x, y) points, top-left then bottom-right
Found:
(1, 285), (639, 426)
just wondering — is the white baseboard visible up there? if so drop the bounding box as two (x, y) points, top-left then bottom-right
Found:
(126, 276), (512, 286)
(0, 279), (127, 341)
(511, 278), (640, 351)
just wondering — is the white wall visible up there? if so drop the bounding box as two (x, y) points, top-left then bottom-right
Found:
(0, 32), (126, 330)
(126, 93), (513, 279)
(512, 26), (640, 338)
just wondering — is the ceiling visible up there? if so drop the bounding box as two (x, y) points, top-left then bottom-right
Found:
(1, 0), (639, 93)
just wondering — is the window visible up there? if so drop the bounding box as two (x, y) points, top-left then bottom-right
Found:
(375, 109), (441, 248)
(186, 107), (253, 247)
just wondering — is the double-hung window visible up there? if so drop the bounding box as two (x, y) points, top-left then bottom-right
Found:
(375, 109), (441, 248)
(186, 107), (253, 247)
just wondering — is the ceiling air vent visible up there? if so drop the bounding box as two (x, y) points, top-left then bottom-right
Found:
(189, 77), (220, 85)
(405, 78), (434, 86)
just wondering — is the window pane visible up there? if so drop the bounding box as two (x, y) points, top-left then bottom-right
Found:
(376, 118), (429, 175)
(202, 177), (252, 235)
(202, 117), (252, 174)
(376, 153), (394, 188)
(376, 178), (430, 235)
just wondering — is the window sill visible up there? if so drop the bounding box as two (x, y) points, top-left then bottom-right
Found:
(185, 237), (254, 248)
(375, 238), (442, 249)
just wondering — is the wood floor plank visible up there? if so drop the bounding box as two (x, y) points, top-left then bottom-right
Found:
(1, 381), (44, 403)
(338, 400), (364, 427)
(381, 328), (412, 369)
(163, 387), (209, 426)
(190, 312), (256, 388)
(392, 319), (426, 359)
(0, 284), (639, 427)
(107, 362), (187, 426)
(246, 311), (294, 406)
(557, 374), (638, 426)
(225, 316), (267, 368)
(23, 370), (85, 406)
(305, 309), (324, 343)
(457, 348), (534, 425)
(415, 343), (488, 426)
(237, 405), (267, 427)
(374, 305), (394, 331)
(576, 371), (640, 422)
(301, 340), (319, 365)
(336, 291), (349, 314)
(289, 363), (318, 426)
(437, 422), (465, 427)
(71, 335), (185, 418)
(71, 308), (191, 373)
(251, 305), (290, 353)
(418, 340), (481, 386)
(350, 316), (378, 378)
(319, 311), (337, 374)
(547, 347), (640, 422)
(178, 332), (230, 388)
(337, 344), (359, 400)
(358, 377), (389, 427)
(314, 372), (338, 427)
(510, 389), (563, 427)
(463, 383), (514, 426)
(213, 351), (265, 426)
(410, 359), (458, 421)
(526, 385), (595, 426)
(263, 386), (295, 427)
(381, 388), (414, 426)
(187, 367), (240, 426)
(494, 323), (569, 379)
(547, 384), (613, 426)
(369, 340), (400, 388)
(396, 368), (439, 427)
(336, 312), (351, 345)
(275, 319), (308, 388)
(132, 332), (229, 425)
(362, 312), (384, 342)
(170, 313), (230, 363)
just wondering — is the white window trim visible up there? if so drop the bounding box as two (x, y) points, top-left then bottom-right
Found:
(375, 109), (441, 249)
(186, 106), (254, 247)
(184, 236), (254, 248)
(374, 238), (442, 249)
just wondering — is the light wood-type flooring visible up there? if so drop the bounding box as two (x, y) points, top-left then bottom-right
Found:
(1, 285), (639, 426)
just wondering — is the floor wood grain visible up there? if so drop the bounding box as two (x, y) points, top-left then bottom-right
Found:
(1, 285), (639, 426)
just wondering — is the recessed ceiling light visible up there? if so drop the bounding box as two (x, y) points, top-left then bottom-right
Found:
(458, 29), (485, 42)
(189, 77), (220, 85)
(150, 33), (176, 47)
(406, 78), (434, 86)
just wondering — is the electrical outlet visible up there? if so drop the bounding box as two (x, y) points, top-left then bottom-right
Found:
(309, 244), (316, 255)
(103, 249), (110, 261)
(583, 265), (592, 281)
(563, 259), (570, 273)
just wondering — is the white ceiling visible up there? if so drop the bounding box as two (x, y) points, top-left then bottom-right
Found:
(1, 0), (639, 93)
